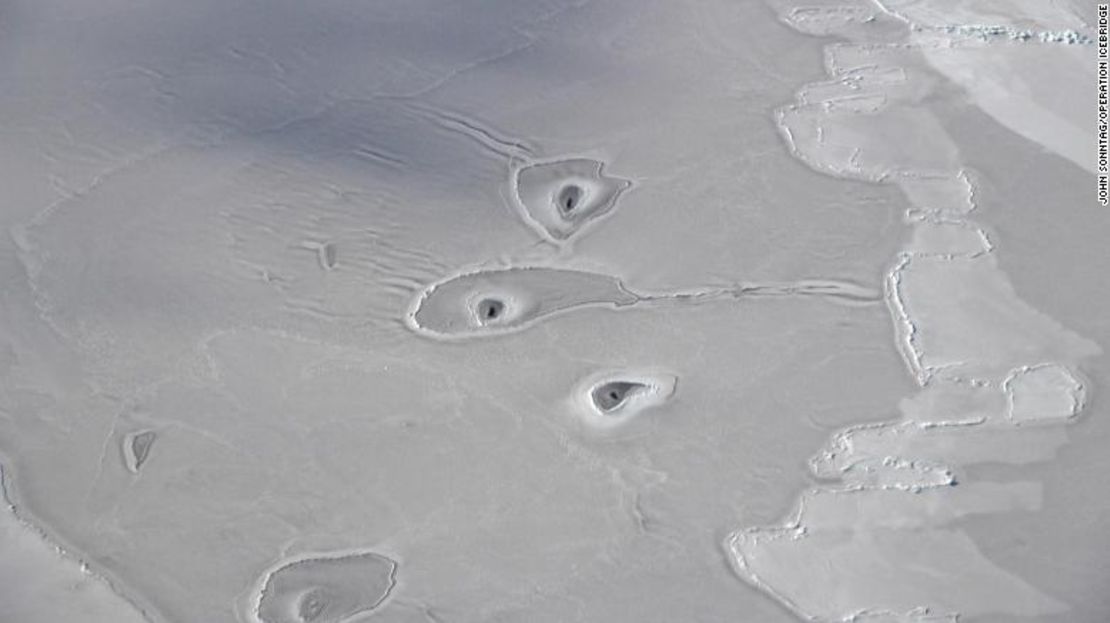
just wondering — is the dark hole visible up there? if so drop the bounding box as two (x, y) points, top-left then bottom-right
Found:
(591, 381), (646, 412)
(556, 185), (583, 215)
(476, 298), (505, 323)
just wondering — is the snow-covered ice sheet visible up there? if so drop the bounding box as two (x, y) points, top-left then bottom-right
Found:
(0, 0), (1105, 622)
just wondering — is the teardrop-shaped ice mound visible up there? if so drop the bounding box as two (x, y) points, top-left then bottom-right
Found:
(406, 267), (638, 339)
(512, 158), (631, 241)
(252, 552), (396, 623)
(571, 370), (678, 432)
(121, 430), (157, 474)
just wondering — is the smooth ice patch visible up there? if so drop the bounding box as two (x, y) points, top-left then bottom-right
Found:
(1004, 363), (1086, 424)
(406, 267), (638, 339)
(904, 216), (991, 259)
(251, 551), (396, 623)
(784, 6), (878, 36)
(728, 483), (1064, 622)
(896, 172), (976, 216)
(890, 253), (1099, 381)
(920, 44), (1093, 174)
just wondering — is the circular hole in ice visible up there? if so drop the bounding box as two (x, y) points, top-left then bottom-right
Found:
(591, 381), (647, 412)
(556, 184), (584, 216)
(475, 298), (506, 323)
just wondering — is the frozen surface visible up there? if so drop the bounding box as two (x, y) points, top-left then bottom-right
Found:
(251, 551), (396, 623)
(0, 466), (152, 623)
(0, 0), (1105, 622)
(1004, 364), (1086, 425)
(571, 369), (678, 434)
(729, 1), (1105, 621)
(121, 431), (158, 475)
(512, 158), (632, 242)
(407, 265), (877, 339)
(407, 267), (637, 338)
